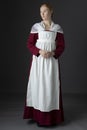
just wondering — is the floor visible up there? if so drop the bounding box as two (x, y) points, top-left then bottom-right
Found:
(0, 93), (87, 130)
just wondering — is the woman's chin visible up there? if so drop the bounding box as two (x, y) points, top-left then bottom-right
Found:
(42, 17), (47, 21)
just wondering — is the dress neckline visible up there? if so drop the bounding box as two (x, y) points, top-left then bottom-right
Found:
(41, 21), (54, 31)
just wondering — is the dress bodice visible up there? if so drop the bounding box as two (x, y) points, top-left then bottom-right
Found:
(38, 31), (57, 42)
(36, 31), (57, 51)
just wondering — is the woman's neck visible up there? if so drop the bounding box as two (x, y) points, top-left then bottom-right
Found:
(43, 19), (52, 26)
(43, 19), (52, 30)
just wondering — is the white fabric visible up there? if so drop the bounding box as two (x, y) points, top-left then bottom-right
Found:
(26, 30), (60, 112)
(30, 21), (63, 34)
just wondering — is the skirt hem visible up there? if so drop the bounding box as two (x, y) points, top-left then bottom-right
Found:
(23, 106), (64, 126)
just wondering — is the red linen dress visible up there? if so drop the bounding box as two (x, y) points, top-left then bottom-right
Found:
(23, 21), (65, 126)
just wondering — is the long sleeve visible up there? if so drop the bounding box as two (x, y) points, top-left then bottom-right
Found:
(27, 33), (40, 56)
(53, 32), (65, 59)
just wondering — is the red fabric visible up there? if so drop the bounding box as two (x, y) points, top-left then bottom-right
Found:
(23, 59), (64, 126)
(27, 32), (65, 58)
(53, 33), (65, 59)
(23, 85), (64, 126)
(27, 33), (40, 56)
(23, 32), (65, 126)
(23, 108), (64, 126)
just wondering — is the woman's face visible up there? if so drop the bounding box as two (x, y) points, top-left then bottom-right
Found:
(40, 5), (52, 21)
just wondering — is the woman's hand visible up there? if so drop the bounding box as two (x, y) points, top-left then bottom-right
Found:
(46, 51), (55, 58)
(39, 50), (55, 58)
(39, 50), (47, 58)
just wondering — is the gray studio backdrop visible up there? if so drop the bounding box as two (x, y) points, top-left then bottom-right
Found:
(0, 0), (87, 94)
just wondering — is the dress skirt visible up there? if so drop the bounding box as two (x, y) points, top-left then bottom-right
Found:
(23, 31), (64, 126)
(23, 58), (64, 126)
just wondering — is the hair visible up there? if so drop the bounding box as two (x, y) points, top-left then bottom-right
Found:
(40, 2), (53, 13)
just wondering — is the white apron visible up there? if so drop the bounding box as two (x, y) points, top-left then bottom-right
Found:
(26, 30), (60, 112)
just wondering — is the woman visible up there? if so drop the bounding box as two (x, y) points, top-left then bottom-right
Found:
(23, 3), (65, 126)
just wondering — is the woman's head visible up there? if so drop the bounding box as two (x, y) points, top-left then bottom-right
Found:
(40, 3), (53, 21)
